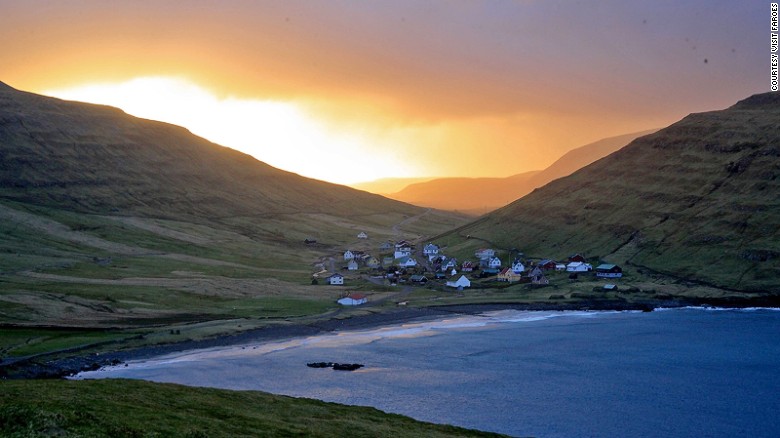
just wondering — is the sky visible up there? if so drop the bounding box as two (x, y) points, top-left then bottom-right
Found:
(0, 0), (770, 185)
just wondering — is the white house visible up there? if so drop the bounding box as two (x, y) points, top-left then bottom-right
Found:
(566, 262), (593, 272)
(488, 256), (502, 269)
(446, 275), (471, 289)
(396, 256), (417, 267)
(343, 250), (355, 261)
(379, 241), (393, 252)
(338, 293), (367, 306)
(475, 248), (496, 260)
(347, 259), (359, 271)
(357, 232), (368, 239)
(555, 263), (567, 271)
(423, 243), (440, 257)
(394, 246), (412, 260)
(511, 259), (525, 274)
(443, 257), (458, 271)
(326, 273), (344, 285)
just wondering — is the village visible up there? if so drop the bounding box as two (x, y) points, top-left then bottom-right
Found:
(311, 232), (625, 306)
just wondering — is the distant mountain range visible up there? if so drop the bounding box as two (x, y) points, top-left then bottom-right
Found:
(375, 130), (656, 215)
(351, 177), (436, 195)
(440, 93), (780, 292)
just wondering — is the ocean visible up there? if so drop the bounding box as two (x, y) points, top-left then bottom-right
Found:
(77, 308), (780, 437)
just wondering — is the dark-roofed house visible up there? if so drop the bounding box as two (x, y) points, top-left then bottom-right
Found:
(326, 273), (344, 285)
(595, 264), (623, 278)
(410, 274), (428, 284)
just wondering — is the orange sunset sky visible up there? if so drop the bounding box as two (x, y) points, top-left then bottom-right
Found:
(0, 1), (768, 185)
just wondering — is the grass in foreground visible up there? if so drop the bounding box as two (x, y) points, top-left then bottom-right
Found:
(0, 379), (506, 438)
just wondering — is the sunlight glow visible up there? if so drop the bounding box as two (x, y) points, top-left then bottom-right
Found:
(42, 77), (418, 185)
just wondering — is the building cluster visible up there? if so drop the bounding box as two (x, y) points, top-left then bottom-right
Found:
(316, 236), (624, 305)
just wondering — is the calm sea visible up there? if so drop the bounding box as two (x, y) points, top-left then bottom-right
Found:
(78, 308), (780, 437)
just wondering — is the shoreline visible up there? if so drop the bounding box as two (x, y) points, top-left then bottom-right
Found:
(4, 296), (779, 380)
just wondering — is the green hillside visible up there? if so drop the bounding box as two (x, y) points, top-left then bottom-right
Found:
(438, 93), (780, 292)
(0, 379), (504, 438)
(0, 81), (466, 334)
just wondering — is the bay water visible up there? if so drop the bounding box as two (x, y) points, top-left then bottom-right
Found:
(78, 308), (780, 437)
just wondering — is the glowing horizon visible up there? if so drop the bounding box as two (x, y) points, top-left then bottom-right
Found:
(2, 1), (767, 186)
(43, 77), (425, 185)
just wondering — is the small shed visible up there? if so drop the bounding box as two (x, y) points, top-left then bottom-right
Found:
(357, 232), (368, 239)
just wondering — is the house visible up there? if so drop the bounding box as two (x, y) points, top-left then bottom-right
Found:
(595, 264), (623, 278)
(396, 256), (418, 267)
(602, 283), (618, 291)
(435, 272), (447, 280)
(511, 259), (525, 274)
(446, 275), (471, 289)
(410, 274), (428, 284)
(555, 263), (567, 271)
(530, 267), (549, 285)
(394, 245), (412, 259)
(363, 256), (381, 269)
(379, 241), (393, 252)
(537, 259), (557, 270)
(566, 261), (593, 272)
(338, 293), (367, 306)
(475, 248), (496, 260)
(569, 253), (586, 263)
(382, 256), (395, 266)
(357, 231), (368, 239)
(443, 257), (458, 271)
(497, 267), (523, 282)
(326, 273), (344, 285)
(347, 259), (359, 271)
(460, 261), (475, 272)
(343, 250), (355, 261)
(488, 256), (502, 269)
(423, 243), (440, 257)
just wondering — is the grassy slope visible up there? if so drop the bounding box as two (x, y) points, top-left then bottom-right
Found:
(0, 379), (505, 438)
(437, 93), (780, 292)
(0, 82), (469, 356)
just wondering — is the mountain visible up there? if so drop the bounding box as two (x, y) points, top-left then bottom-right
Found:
(0, 81), (430, 222)
(439, 93), (780, 292)
(350, 177), (436, 194)
(384, 171), (541, 216)
(384, 130), (655, 215)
